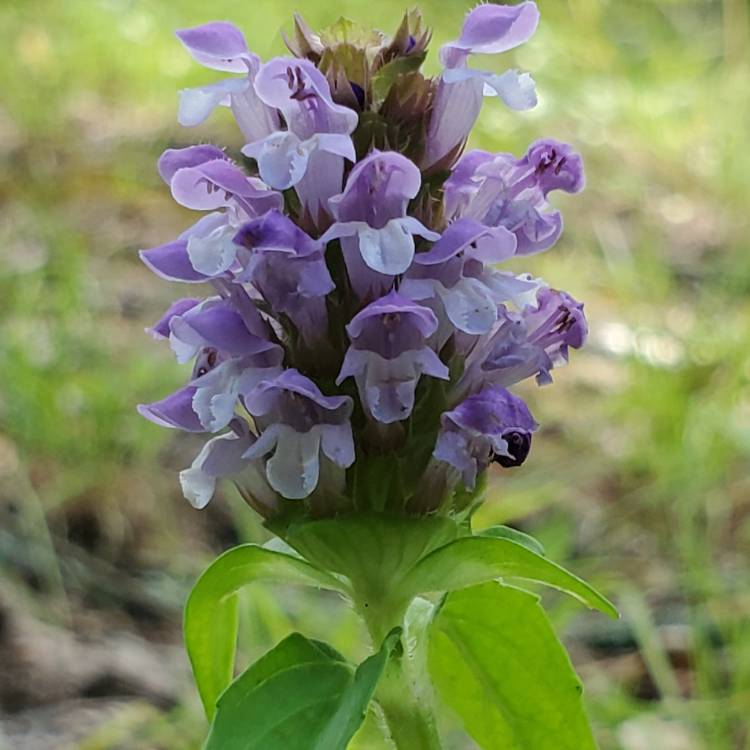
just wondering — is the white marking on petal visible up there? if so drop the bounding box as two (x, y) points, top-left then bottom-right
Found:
(483, 70), (537, 110)
(186, 223), (238, 277)
(264, 425), (322, 499)
(358, 219), (415, 275)
(440, 277), (498, 335)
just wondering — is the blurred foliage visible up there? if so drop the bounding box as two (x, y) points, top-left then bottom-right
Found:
(0, 0), (749, 749)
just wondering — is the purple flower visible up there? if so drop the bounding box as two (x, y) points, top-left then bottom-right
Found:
(242, 58), (358, 223)
(140, 147), (282, 282)
(176, 22), (280, 143)
(242, 369), (355, 499)
(138, 295), (283, 433)
(423, 2), (539, 169)
(459, 286), (588, 395)
(179, 418), (278, 511)
(147, 297), (201, 339)
(434, 385), (538, 487)
(401, 218), (537, 339)
(337, 291), (449, 423)
(444, 139), (585, 255)
(233, 210), (335, 345)
(321, 151), (440, 299)
(139, 8), (588, 513)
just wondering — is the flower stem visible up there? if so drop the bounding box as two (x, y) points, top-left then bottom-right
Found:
(376, 652), (444, 750)
(357, 596), (443, 750)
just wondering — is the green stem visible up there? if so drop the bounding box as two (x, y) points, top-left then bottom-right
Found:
(376, 653), (444, 750)
(356, 594), (443, 750)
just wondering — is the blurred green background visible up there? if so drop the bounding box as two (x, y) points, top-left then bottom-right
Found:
(1, 0), (749, 748)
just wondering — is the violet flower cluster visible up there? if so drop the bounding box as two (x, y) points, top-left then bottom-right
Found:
(139, 2), (586, 518)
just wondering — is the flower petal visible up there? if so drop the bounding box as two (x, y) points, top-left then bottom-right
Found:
(179, 427), (252, 508)
(147, 297), (201, 339)
(140, 240), (210, 283)
(178, 77), (249, 127)
(186, 223), (238, 277)
(176, 22), (252, 73)
(265, 425), (322, 499)
(440, 276), (498, 335)
(319, 423), (355, 468)
(243, 132), (310, 190)
(441, 2), (540, 64)
(157, 145), (226, 184)
(483, 69), (537, 110)
(138, 386), (204, 432)
(357, 220), (416, 275)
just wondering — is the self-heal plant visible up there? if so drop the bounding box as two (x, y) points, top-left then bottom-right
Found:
(139, 5), (617, 748)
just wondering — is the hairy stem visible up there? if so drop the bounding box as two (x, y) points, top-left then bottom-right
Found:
(357, 596), (444, 750)
(376, 652), (444, 750)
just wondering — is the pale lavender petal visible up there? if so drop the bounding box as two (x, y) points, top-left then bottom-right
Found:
(178, 77), (249, 127)
(245, 368), (353, 418)
(329, 150), (422, 225)
(179, 425), (253, 508)
(191, 359), (243, 431)
(186, 223), (238, 277)
(264, 426), (321, 499)
(147, 298), (201, 339)
(315, 133), (356, 161)
(230, 79), (281, 143)
(414, 218), (516, 266)
(483, 270), (542, 308)
(341, 237), (393, 300)
(335, 347), (368, 385)
(412, 347), (450, 380)
(441, 2), (540, 63)
(138, 386), (204, 432)
(172, 302), (279, 358)
(434, 429), (477, 487)
(157, 145), (226, 184)
(357, 220), (416, 275)
(241, 422), (282, 461)
(346, 290), (439, 340)
(294, 149), (347, 226)
(440, 276), (498, 335)
(514, 208), (563, 255)
(398, 216), (441, 241)
(176, 21), (252, 73)
(140, 239), (210, 283)
(242, 132), (310, 190)
(483, 69), (537, 110)
(254, 57), (358, 138)
(319, 422), (355, 468)
(170, 158), (277, 212)
(422, 75), (484, 170)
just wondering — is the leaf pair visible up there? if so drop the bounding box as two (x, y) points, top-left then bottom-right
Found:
(184, 517), (617, 749)
(204, 629), (401, 750)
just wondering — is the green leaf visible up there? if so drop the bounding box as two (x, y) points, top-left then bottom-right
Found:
(399, 535), (618, 618)
(184, 544), (346, 720)
(205, 629), (401, 750)
(428, 583), (599, 750)
(284, 513), (458, 595)
(478, 524), (546, 557)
